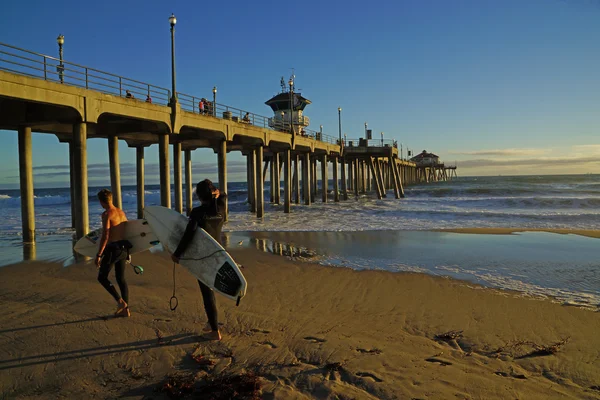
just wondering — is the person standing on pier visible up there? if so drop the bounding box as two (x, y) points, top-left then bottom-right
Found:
(95, 189), (131, 318)
(171, 179), (227, 341)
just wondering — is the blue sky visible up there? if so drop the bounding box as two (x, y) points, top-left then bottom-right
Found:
(1, 0), (599, 188)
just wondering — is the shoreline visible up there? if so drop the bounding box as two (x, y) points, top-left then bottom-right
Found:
(434, 227), (600, 239)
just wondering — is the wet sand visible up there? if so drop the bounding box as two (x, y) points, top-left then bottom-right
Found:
(436, 227), (600, 239)
(1, 246), (599, 399)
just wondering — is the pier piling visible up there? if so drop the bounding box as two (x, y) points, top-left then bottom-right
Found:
(18, 126), (35, 243)
(136, 146), (145, 219)
(108, 135), (122, 209)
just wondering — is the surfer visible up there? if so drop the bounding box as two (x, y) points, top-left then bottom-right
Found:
(171, 179), (225, 341)
(95, 189), (131, 318)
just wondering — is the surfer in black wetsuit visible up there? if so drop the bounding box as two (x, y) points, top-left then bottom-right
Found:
(95, 189), (131, 318)
(171, 179), (225, 341)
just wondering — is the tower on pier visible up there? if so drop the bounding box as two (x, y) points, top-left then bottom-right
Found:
(265, 75), (311, 134)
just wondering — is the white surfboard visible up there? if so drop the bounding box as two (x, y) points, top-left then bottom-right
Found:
(143, 206), (247, 303)
(74, 219), (160, 258)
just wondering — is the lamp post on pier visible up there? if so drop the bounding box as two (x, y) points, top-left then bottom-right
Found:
(212, 86), (217, 116)
(338, 107), (348, 200)
(56, 34), (64, 84)
(289, 79), (294, 135)
(169, 13), (177, 106)
(380, 132), (384, 147)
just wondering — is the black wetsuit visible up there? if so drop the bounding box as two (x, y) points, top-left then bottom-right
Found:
(173, 195), (226, 331)
(98, 240), (132, 303)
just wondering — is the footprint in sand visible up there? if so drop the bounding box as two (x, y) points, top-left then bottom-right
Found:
(356, 348), (382, 355)
(425, 357), (452, 366)
(356, 372), (383, 383)
(304, 336), (327, 343)
(250, 328), (271, 334)
(258, 341), (278, 349)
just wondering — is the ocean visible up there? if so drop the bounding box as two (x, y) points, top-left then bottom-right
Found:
(1, 174), (599, 307)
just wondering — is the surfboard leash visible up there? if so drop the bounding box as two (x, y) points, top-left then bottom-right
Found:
(170, 262), (179, 311)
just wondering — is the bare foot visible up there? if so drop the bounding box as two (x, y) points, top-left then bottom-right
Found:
(115, 306), (131, 318)
(115, 299), (128, 316)
(205, 330), (222, 341)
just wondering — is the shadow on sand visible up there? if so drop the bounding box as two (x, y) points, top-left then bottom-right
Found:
(0, 332), (205, 371)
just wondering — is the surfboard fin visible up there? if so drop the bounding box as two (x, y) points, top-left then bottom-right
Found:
(236, 296), (241, 306)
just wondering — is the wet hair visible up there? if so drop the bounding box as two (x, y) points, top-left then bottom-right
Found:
(97, 189), (113, 204)
(196, 179), (216, 203)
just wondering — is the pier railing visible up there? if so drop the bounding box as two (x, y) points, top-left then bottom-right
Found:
(344, 138), (396, 148)
(0, 41), (341, 147)
(0, 42), (171, 105)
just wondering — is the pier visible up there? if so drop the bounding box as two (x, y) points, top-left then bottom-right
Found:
(0, 41), (456, 243)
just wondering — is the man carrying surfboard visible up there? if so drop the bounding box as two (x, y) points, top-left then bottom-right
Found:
(171, 179), (225, 341)
(95, 189), (131, 318)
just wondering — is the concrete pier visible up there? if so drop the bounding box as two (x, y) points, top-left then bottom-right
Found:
(248, 151), (257, 213)
(18, 127), (35, 243)
(173, 142), (183, 213)
(255, 146), (264, 218)
(136, 146), (145, 219)
(159, 134), (171, 208)
(217, 140), (228, 220)
(108, 135), (122, 209)
(73, 123), (89, 239)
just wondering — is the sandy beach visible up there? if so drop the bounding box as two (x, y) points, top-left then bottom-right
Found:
(1, 243), (599, 400)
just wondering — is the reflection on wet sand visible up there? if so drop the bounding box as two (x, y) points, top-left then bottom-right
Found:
(251, 237), (318, 260)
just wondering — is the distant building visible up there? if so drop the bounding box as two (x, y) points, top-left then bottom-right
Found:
(410, 150), (441, 166)
(265, 76), (311, 134)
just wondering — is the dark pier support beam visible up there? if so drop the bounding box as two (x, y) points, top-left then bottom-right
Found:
(321, 154), (328, 203)
(354, 159), (359, 197)
(248, 151), (257, 213)
(283, 149), (291, 213)
(159, 134), (171, 208)
(18, 127), (35, 243)
(184, 149), (192, 216)
(333, 156), (339, 202)
(217, 140), (228, 221)
(368, 157), (383, 200)
(173, 142), (183, 214)
(108, 135), (122, 209)
(341, 156), (348, 201)
(73, 123), (89, 239)
(269, 157), (274, 203)
(303, 152), (311, 205)
(68, 142), (76, 228)
(311, 158), (317, 203)
(255, 146), (264, 218)
(273, 152), (280, 204)
(293, 154), (300, 204)
(394, 160), (405, 198)
(136, 146), (145, 219)
(375, 158), (386, 198)
(347, 160), (353, 191)
(389, 156), (400, 199)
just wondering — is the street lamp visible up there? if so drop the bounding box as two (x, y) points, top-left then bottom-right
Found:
(212, 86), (217, 117)
(338, 107), (342, 146)
(280, 111), (284, 131)
(288, 79), (294, 135)
(56, 34), (64, 84)
(380, 132), (384, 147)
(169, 13), (177, 105)
(364, 122), (368, 139)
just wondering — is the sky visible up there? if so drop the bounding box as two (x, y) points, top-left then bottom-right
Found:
(1, 0), (599, 188)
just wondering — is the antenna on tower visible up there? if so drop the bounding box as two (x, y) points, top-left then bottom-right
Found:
(280, 76), (286, 93)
